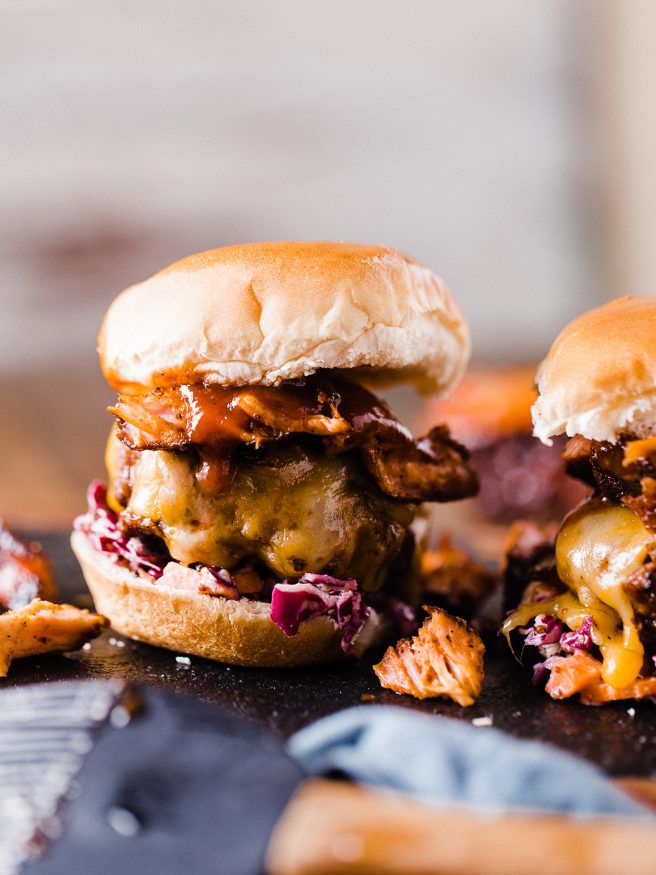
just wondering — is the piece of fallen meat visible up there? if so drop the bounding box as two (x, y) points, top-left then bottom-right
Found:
(421, 534), (497, 619)
(361, 425), (479, 503)
(543, 652), (656, 704)
(373, 606), (485, 706)
(0, 521), (57, 611)
(579, 676), (656, 705)
(0, 599), (108, 677)
(544, 652), (603, 700)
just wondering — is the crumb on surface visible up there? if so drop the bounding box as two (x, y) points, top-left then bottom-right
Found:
(373, 606), (485, 707)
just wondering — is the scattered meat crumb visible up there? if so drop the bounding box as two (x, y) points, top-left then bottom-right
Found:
(373, 606), (485, 707)
(0, 599), (108, 677)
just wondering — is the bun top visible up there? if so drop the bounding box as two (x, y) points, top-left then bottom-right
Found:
(532, 296), (656, 444)
(98, 241), (470, 394)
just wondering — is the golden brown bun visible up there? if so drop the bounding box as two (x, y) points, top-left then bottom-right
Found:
(419, 365), (537, 448)
(533, 296), (656, 444)
(71, 531), (382, 668)
(98, 241), (470, 394)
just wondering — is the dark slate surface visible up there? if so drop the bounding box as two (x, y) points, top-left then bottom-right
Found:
(3, 533), (655, 777)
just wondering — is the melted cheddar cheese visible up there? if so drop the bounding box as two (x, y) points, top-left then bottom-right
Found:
(108, 433), (415, 591)
(503, 500), (654, 689)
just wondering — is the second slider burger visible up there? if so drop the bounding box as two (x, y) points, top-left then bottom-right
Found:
(503, 296), (656, 703)
(72, 242), (477, 667)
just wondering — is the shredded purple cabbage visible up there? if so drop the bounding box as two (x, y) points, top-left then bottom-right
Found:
(522, 613), (594, 685)
(524, 614), (564, 648)
(74, 481), (168, 579)
(271, 573), (368, 652)
(195, 565), (240, 600)
(560, 616), (593, 653)
(532, 655), (560, 685)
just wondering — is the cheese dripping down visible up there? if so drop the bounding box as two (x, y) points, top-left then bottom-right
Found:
(503, 500), (652, 689)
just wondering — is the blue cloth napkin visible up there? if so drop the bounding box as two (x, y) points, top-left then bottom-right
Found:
(288, 706), (649, 818)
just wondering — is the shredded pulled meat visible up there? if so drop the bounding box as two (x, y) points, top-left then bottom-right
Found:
(544, 652), (656, 704)
(562, 434), (656, 531)
(108, 376), (478, 504)
(373, 606), (485, 706)
(0, 600), (108, 677)
(109, 379), (350, 451)
(360, 425), (478, 503)
(110, 377), (381, 451)
(544, 653), (604, 700)
(420, 534), (497, 619)
(579, 675), (656, 705)
(0, 521), (57, 611)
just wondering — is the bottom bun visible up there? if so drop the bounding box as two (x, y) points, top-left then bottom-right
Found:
(71, 531), (383, 667)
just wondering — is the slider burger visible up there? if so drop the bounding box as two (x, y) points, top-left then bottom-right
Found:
(72, 242), (477, 667)
(503, 297), (656, 703)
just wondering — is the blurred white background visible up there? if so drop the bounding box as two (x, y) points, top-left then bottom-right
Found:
(2, 0), (598, 368)
(2, 0), (655, 525)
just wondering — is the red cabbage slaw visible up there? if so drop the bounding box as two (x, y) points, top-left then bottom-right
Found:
(521, 613), (593, 684)
(75, 481), (415, 650)
(74, 481), (168, 579)
(271, 574), (367, 652)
